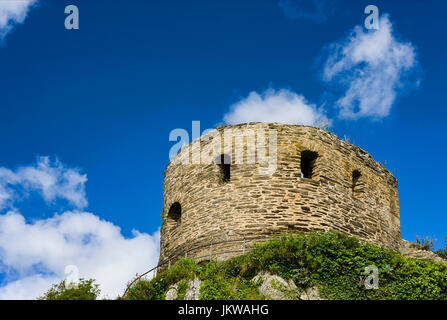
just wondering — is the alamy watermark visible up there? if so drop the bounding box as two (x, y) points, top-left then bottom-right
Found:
(363, 265), (379, 289)
(65, 5), (79, 30)
(64, 265), (80, 289)
(364, 5), (379, 30)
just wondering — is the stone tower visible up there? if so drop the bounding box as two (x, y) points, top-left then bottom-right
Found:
(159, 123), (400, 265)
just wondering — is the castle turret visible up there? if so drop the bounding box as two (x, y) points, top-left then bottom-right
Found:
(159, 123), (400, 266)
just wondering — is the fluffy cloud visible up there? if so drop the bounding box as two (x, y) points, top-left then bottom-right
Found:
(0, 156), (87, 210)
(0, 0), (38, 40)
(223, 88), (329, 126)
(322, 15), (417, 119)
(0, 210), (160, 299)
(278, 0), (335, 23)
(0, 158), (160, 299)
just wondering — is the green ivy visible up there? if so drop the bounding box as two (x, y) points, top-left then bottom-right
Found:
(123, 232), (447, 300)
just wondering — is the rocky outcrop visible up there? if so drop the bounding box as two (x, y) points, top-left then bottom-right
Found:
(184, 277), (201, 300)
(299, 286), (322, 300)
(165, 284), (178, 300)
(165, 277), (202, 300)
(165, 272), (323, 300)
(252, 272), (299, 300)
(251, 272), (322, 300)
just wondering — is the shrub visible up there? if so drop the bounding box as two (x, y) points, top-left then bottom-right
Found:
(39, 278), (100, 300)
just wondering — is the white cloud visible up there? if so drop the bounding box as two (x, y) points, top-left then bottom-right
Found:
(0, 274), (61, 300)
(0, 158), (160, 299)
(0, 0), (38, 40)
(322, 15), (417, 119)
(223, 88), (329, 126)
(0, 210), (160, 299)
(0, 156), (87, 210)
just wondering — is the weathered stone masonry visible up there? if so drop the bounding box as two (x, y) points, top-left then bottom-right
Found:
(159, 123), (401, 265)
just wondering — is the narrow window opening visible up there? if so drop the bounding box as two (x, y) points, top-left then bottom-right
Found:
(300, 150), (318, 179)
(167, 202), (182, 222)
(352, 170), (362, 198)
(216, 154), (231, 182)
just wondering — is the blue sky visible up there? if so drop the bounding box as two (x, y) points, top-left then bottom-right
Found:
(0, 0), (446, 298)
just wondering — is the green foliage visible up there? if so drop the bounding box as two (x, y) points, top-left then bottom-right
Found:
(318, 120), (330, 132)
(218, 177), (230, 183)
(176, 279), (188, 300)
(198, 261), (263, 300)
(124, 232), (447, 300)
(38, 278), (100, 300)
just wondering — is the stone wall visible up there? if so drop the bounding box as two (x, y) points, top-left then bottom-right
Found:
(159, 123), (400, 266)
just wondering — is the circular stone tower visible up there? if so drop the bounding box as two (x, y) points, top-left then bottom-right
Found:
(159, 123), (400, 265)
